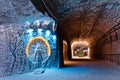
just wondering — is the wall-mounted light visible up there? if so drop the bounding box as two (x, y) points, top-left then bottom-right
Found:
(26, 29), (33, 33)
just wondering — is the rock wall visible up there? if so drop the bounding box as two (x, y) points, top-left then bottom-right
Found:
(0, 24), (31, 76)
(0, 0), (43, 23)
(0, 0), (59, 77)
(0, 23), (58, 77)
(101, 40), (120, 63)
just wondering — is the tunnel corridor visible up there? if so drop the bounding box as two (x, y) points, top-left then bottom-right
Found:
(0, 0), (120, 80)
(30, 0), (120, 66)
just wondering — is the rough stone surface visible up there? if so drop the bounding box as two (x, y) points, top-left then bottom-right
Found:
(0, 0), (42, 23)
(100, 40), (120, 63)
(33, 0), (120, 44)
(0, 23), (58, 77)
(0, 0), (59, 77)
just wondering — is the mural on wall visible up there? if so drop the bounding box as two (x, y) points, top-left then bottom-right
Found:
(26, 37), (51, 68)
(0, 17), (58, 77)
(73, 46), (88, 57)
(71, 41), (90, 59)
(24, 18), (57, 68)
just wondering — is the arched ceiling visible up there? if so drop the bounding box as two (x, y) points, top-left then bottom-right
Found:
(31, 0), (120, 45)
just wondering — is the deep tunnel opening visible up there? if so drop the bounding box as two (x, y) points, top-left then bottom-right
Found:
(56, 18), (120, 67)
(0, 0), (120, 79)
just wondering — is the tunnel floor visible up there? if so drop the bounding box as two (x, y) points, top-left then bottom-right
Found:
(0, 60), (120, 80)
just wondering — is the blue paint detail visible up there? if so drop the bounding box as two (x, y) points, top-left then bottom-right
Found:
(24, 19), (57, 64)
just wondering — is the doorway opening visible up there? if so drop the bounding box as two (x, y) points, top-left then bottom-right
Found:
(71, 41), (91, 59)
(63, 40), (68, 63)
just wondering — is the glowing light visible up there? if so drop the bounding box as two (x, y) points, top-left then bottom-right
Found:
(71, 47), (90, 59)
(88, 47), (90, 58)
(26, 37), (51, 57)
(34, 20), (40, 27)
(71, 41), (90, 59)
(71, 41), (89, 48)
(53, 35), (56, 41)
(45, 30), (51, 37)
(26, 29), (33, 37)
(38, 29), (43, 32)
(63, 40), (67, 45)
(26, 29), (33, 33)
(37, 29), (43, 36)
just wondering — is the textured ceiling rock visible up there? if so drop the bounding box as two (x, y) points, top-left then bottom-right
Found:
(31, 0), (120, 45)
(0, 0), (43, 24)
(0, 0), (120, 45)
(0, 0), (17, 23)
(11, 0), (40, 16)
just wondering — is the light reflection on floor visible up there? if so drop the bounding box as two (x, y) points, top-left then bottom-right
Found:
(0, 60), (120, 80)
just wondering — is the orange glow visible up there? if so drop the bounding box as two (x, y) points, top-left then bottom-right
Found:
(71, 41), (89, 48)
(63, 40), (67, 45)
(26, 37), (51, 57)
(71, 40), (90, 59)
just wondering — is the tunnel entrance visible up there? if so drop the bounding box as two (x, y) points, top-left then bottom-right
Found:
(62, 39), (92, 67)
(71, 40), (91, 59)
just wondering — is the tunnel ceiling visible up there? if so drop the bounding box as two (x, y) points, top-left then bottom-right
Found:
(31, 0), (120, 45)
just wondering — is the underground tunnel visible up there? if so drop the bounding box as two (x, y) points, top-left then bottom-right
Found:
(0, 0), (120, 80)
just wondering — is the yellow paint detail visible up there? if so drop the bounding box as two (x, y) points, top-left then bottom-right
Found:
(26, 37), (51, 57)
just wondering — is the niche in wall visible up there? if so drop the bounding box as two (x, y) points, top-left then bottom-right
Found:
(71, 41), (90, 59)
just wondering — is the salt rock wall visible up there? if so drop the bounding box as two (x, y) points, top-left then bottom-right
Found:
(0, 24), (31, 76)
(0, 23), (58, 77)
(0, 0), (42, 23)
(0, 0), (58, 77)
